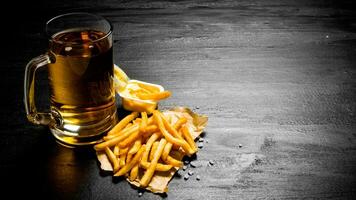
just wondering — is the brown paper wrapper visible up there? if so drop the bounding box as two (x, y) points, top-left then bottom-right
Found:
(96, 107), (208, 193)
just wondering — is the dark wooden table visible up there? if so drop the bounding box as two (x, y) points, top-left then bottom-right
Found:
(1, 0), (356, 199)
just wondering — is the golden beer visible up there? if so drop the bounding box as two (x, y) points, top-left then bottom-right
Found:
(24, 13), (117, 147)
(48, 30), (117, 144)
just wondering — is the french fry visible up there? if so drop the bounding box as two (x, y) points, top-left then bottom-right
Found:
(114, 145), (146, 177)
(162, 143), (183, 168)
(129, 164), (139, 181)
(164, 155), (183, 168)
(114, 145), (120, 156)
(162, 143), (172, 160)
(159, 112), (185, 151)
(143, 125), (159, 135)
(119, 156), (125, 167)
(137, 82), (160, 93)
(108, 112), (139, 135)
(119, 147), (128, 167)
(140, 161), (173, 172)
(137, 91), (171, 101)
(126, 139), (138, 163)
(119, 147), (129, 155)
(133, 118), (142, 124)
(150, 141), (159, 161)
(147, 116), (154, 125)
(95, 126), (138, 150)
(130, 88), (150, 96)
(105, 115), (153, 140)
(105, 147), (119, 172)
(125, 123), (133, 129)
(140, 138), (167, 187)
(171, 117), (187, 150)
(181, 125), (197, 152)
(153, 111), (195, 155)
(128, 138), (142, 155)
(173, 117), (187, 130)
(137, 87), (152, 94)
(126, 153), (133, 163)
(118, 129), (140, 148)
(162, 117), (189, 159)
(139, 112), (148, 133)
(141, 133), (160, 163)
(159, 112), (184, 139)
(104, 124), (138, 141)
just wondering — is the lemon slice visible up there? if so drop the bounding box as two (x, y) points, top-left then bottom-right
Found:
(113, 64), (129, 92)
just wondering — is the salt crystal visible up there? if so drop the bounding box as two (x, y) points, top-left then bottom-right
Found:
(184, 174), (190, 180)
(190, 161), (197, 168)
(198, 143), (204, 148)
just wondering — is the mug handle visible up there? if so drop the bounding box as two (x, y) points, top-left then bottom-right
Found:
(24, 54), (61, 126)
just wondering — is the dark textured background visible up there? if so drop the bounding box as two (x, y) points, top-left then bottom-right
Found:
(1, 0), (356, 199)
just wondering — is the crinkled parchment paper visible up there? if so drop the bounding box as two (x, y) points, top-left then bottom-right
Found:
(96, 107), (208, 193)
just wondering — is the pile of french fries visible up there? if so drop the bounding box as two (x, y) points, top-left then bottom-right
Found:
(94, 110), (197, 188)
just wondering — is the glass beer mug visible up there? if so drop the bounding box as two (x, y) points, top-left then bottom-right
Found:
(24, 13), (117, 147)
